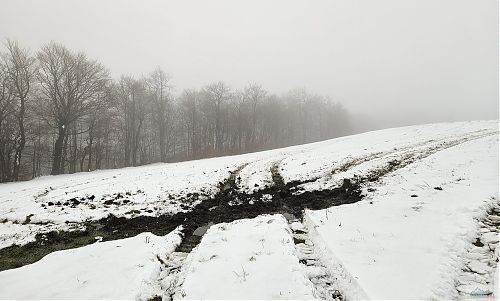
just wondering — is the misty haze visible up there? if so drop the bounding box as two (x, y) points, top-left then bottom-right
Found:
(0, 0), (498, 300)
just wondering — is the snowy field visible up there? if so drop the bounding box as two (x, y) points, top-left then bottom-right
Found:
(305, 134), (499, 299)
(0, 120), (498, 299)
(0, 230), (182, 299)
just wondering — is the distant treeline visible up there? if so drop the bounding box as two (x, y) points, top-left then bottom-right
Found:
(0, 40), (352, 182)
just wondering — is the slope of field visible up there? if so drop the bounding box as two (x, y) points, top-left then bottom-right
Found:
(0, 120), (498, 300)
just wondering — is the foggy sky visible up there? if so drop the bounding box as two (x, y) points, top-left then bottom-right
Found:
(0, 0), (498, 129)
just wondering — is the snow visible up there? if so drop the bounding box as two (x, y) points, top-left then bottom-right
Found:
(174, 215), (316, 300)
(0, 230), (182, 300)
(0, 221), (83, 249)
(0, 120), (498, 300)
(304, 134), (499, 299)
(236, 156), (281, 193)
(279, 120), (496, 186)
(0, 157), (248, 247)
(1, 121), (496, 249)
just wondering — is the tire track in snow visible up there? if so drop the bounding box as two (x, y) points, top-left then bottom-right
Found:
(280, 129), (499, 300)
(287, 216), (344, 300)
(454, 198), (499, 298)
(227, 129), (494, 197)
(298, 129), (498, 192)
(272, 128), (494, 194)
(356, 129), (497, 184)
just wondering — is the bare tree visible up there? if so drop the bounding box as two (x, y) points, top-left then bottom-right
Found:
(243, 83), (267, 147)
(202, 81), (231, 152)
(231, 90), (247, 151)
(180, 89), (201, 157)
(37, 42), (109, 175)
(0, 40), (354, 181)
(118, 76), (148, 166)
(0, 59), (15, 181)
(146, 67), (172, 162)
(1, 40), (36, 180)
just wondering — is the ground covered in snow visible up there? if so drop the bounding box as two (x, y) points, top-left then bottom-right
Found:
(0, 120), (498, 300)
(305, 134), (499, 299)
(173, 215), (316, 300)
(0, 230), (182, 299)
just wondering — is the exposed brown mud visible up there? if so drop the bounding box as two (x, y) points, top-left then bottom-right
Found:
(0, 162), (361, 271)
(174, 173), (361, 253)
(0, 225), (109, 271)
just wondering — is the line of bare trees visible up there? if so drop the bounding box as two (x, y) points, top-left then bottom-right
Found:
(0, 40), (352, 182)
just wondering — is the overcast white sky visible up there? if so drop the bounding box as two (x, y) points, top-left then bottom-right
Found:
(0, 0), (498, 128)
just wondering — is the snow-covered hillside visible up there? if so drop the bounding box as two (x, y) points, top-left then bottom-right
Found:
(0, 120), (498, 299)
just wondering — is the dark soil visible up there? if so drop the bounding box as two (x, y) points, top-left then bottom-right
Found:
(0, 225), (109, 271)
(0, 162), (361, 271)
(174, 170), (361, 252)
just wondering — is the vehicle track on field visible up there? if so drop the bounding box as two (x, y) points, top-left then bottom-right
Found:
(265, 129), (497, 300)
(287, 217), (344, 300)
(297, 129), (498, 191)
(353, 129), (497, 185)
(247, 129), (496, 194)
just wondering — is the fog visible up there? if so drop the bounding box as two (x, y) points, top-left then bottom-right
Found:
(0, 0), (498, 130)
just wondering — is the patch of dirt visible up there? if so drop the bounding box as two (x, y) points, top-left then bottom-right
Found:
(0, 226), (106, 271)
(174, 167), (362, 253)
(0, 163), (361, 271)
(270, 161), (286, 188)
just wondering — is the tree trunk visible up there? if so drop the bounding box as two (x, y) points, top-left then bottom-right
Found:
(86, 123), (94, 171)
(159, 116), (166, 162)
(12, 100), (26, 181)
(51, 124), (67, 175)
(132, 118), (143, 166)
(70, 124), (77, 173)
(61, 129), (69, 173)
(31, 141), (36, 179)
(80, 146), (87, 172)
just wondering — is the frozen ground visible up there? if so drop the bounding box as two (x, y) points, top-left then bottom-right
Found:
(0, 120), (498, 299)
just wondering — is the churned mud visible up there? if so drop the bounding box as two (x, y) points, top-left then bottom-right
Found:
(0, 162), (361, 271)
